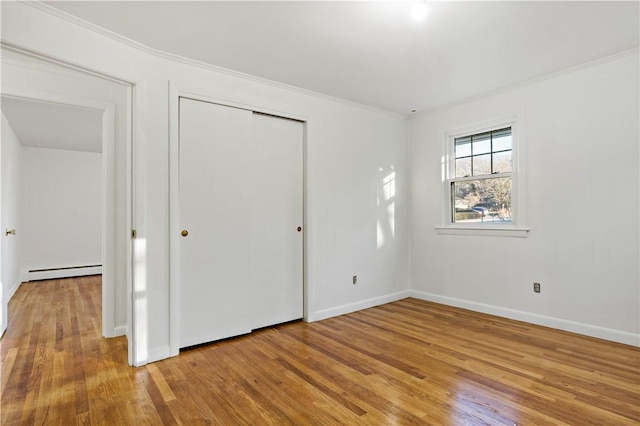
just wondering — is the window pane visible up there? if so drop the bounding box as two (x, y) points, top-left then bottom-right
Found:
(492, 128), (511, 138)
(473, 154), (491, 176)
(493, 150), (512, 173)
(472, 133), (491, 155)
(455, 157), (471, 178)
(493, 131), (512, 152)
(454, 136), (471, 158)
(452, 177), (512, 224)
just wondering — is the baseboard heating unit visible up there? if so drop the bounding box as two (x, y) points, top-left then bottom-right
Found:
(28, 264), (102, 281)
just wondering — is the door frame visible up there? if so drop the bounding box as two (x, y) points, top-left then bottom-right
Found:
(168, 84), (308, 356)
(1, 43), (137, 365)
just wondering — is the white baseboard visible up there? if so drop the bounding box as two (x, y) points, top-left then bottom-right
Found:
(113, 325), (127, 337)
(410, 290), (640, 347)
(28, 266), (102, 281)
(7, 279), (22, 303)
(2, 280), (24, 337)
(147, 345), (171, 364)
(310, 290), (411, 322)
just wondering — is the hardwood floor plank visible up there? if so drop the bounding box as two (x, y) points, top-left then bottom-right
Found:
(2, 278), (639, 425)
(0, 347), (18, 393)
(146, 363), (176, 403)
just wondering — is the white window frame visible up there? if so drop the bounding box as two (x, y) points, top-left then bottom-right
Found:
(436, 116), (529, 238)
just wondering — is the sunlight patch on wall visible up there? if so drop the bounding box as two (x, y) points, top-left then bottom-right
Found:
(377, 166), (396, 250)
(133, 237), (147, 365)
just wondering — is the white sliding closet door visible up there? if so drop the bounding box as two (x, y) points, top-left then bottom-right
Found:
(251, 113), (303, 329)
(178, 99), (303, 349)
(179, 98), (254, 348)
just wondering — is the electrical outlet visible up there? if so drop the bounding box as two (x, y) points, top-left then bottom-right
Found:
(352, 275), (357, 285)
(533, 282), (541, 293)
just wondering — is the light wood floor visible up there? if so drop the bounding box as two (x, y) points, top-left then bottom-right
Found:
(1, 276), (639, 425)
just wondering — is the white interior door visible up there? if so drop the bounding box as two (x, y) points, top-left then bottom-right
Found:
(178, 99), (303, 349)
(250, 113), (303, 329)
(179, 98), (254, 348)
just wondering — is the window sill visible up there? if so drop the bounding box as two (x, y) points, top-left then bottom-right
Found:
(435, 226), (530, 238)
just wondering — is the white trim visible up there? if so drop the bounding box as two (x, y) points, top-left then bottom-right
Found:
(22, 2), (403, 119)
(302, 121), (312, 323)
(0, 242), (22, 333)
(420, 47), (640, 115)
(28, 267), (102, 281)
(440, 115), (527, 237)
(168, 83), (180, 357)
(445, 116), (518, 140)
(1, 41), (133, 87)
(309, 290), (411, 322)
(113, 325), (127, 337)
(6, 279), (22, 307)
(411, 290), (640, 347)
(435, 226), (529, 238)
(14, 2), (639, 119)
(176, 91), (308, 124)
(126, 85), (137, 366)
(449, 172), (512, 184)
(147, 345), (172, 364)
(101, 103), (117, 338)
(0, 92), (109, 114)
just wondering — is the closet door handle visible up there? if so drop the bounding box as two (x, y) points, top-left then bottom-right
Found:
(5, 229), (15, 236)
(297, 226), (302, 232)
(181, 230), (189, 237)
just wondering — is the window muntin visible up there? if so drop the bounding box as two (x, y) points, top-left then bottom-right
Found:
(454, 127), (512, 178)
(450, 127), (513, 224)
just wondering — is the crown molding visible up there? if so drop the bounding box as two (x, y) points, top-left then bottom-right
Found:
(17, 1), (637, 119)
(2, 40), (134, 86)
(414, 47), (640, 117)
(21, 1), (406, 118)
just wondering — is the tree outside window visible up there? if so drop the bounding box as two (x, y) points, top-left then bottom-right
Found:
(450, 127), (513, 224)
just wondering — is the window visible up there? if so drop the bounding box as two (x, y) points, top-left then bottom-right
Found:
(437, 118), (528, 237)
(450, 127), (513, 224)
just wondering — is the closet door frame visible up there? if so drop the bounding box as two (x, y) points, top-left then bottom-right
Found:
(168, 85), (308, 357)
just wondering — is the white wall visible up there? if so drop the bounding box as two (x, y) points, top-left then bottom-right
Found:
(409, 52), (640, 345)
(22, 147), (102, 278)
(1, 113), (24, 334)
(1, 2), (410, 363)
(1, 1), (636, 359)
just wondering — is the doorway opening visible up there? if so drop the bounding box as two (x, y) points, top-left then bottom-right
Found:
(0, 48), (134, 364)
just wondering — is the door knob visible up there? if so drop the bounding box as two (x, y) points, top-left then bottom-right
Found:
(297, 226), (302, 232)
(181, 230), (189, 237)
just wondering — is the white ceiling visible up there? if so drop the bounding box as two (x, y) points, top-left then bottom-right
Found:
(35, 1), (640, 113)
(1, 97), (103, 153)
